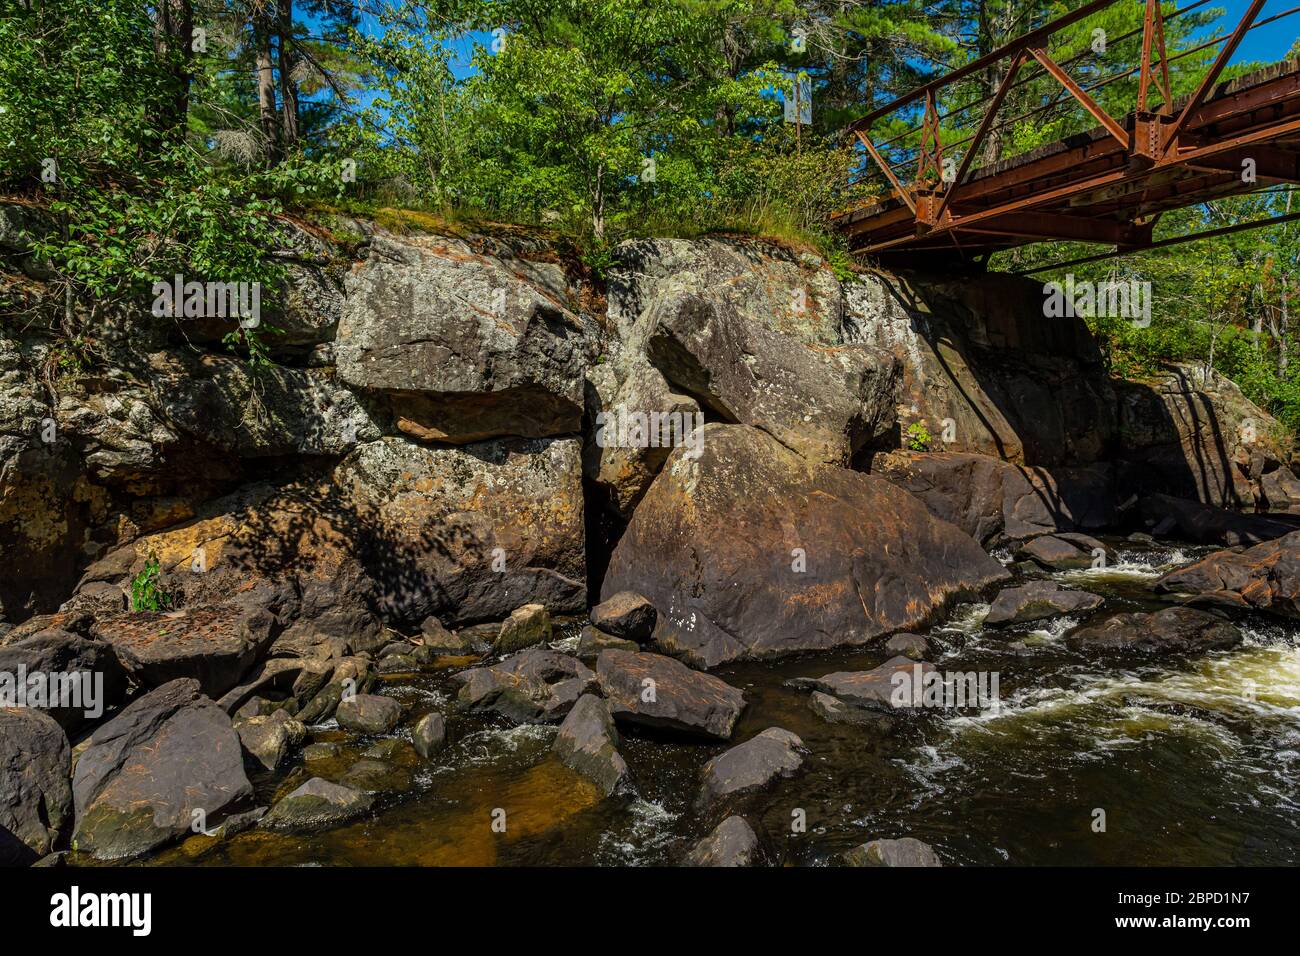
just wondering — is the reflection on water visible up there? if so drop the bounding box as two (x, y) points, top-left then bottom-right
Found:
(147, 541), (1300, 867)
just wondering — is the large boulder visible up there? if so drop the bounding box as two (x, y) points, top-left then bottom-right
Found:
(602, 424), (1009, 667)
(645, 288), (898, 465)
(72, 679), (252, 860)
(454, 648), (595, 723)
(698, 727), (805, 811)
(595, 649), (745, 740)
(872, 451), (1115, 546)
(90, 599), (279, 698)
(1066, 608), (1241, 655)
(0, 708), (72, 865)
(552, 693), (628, 796)
(336, 233), (593, 443)
(1156, 531), (1300, 619)
(0, 630), (127, 732)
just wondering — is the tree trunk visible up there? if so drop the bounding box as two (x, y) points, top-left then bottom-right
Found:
(152, 0), (193, 139)
(591, 164), (605, 239)
(277, 0), (300, 150)
(252, 1), (280, 164)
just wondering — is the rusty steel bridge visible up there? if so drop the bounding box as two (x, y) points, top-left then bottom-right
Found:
(833, 0), (1300, 268)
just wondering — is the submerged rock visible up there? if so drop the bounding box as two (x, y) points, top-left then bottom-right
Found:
(602, 424), (1009, 668)
(72, 679), (252, 860)
(262, 777), (373, 833)
(683, 816), (765, 867)
(808, 692), (896, 733)
(552, 694), (628, 796)
(844, 837), (942, 867)
(1067, 607), (1241, 655)
(789, 656), (934, 712)
(596, 649), (745, 740)
(984, 582), (1103, 626)
(698, 727), (805, 811)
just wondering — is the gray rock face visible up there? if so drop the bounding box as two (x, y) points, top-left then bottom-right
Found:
(698, 727), (805, 810)
(595, 650), (745, 740)
(602, 424), (1009, 667)
(0, 630), (127, 732)
(337, 234), (592, 443)
(552, 694), (628, 796)
(0, 708), (72, 865)
(984, 582), (1103, 626)
(683, 815), (765, 867)
(454, 648), (595, 723)
(590, 591), (657, 642)
(790, 656), (935, 712)
(1067, 608), (1241, 655)
(412, 712), (447, 759)
(72, 678), (252, 860)
(646, 289), (898, 465)
(844, 837), (942, 867)
(335, 436), (586, 625)
(335, 694), (402, 735)
(496, 604), (552, 654)
(262, 777), (373, 833)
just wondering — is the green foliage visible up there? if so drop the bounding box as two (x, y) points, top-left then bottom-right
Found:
(130, 555), (174, 613)
(905, 421), (932, 451)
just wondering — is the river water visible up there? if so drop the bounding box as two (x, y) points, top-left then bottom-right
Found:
(148, 540), (1300, 867)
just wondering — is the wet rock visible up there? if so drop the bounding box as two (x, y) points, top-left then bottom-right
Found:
(0, 630), (127, 732)
(335, 694), (402, 735)
(262, 777), (373, 833)
(236, 710), (307, 772)
(454, 647), (595, 723)
(340, 758), (412, 793)
(698, 727), (805, 810)
(1016, 533), (1107, 570)
(364, 738), (416, 762)
(303, 742), (341, 763)
(577, 625), (639, 659)
(552, 694), (628, 796)
(596, 649), (745, 740)
(92, 600), (279, 699)
(0, 708), (72, 865)
(602, 424), (1008, 667)
(418, 617), (480, 658)
(590, 592), (657, 642)
(883, 633), (931, 659)
(872, 451), (1116, 546)
(788, 656), (934, 713)
(1067, 607), (1241, 655)
(646, 289), (898, 465)
(683, 816), (764, 867)
(844, 837), (942, 867)
(1139, 493), (1296, 547)
(336, 234), (591, 443)
(72, 679), (252, 860)
(376, 653), (418, 674)
(496, 604), (552, 654)
(984, 582), (1104, 626)
(1156, 530), (1300, 619)
(412, 712), (447, 759)
(808, 692), (896, 733)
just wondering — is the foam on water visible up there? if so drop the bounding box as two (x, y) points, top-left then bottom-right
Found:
(596, 799), (681, 864)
